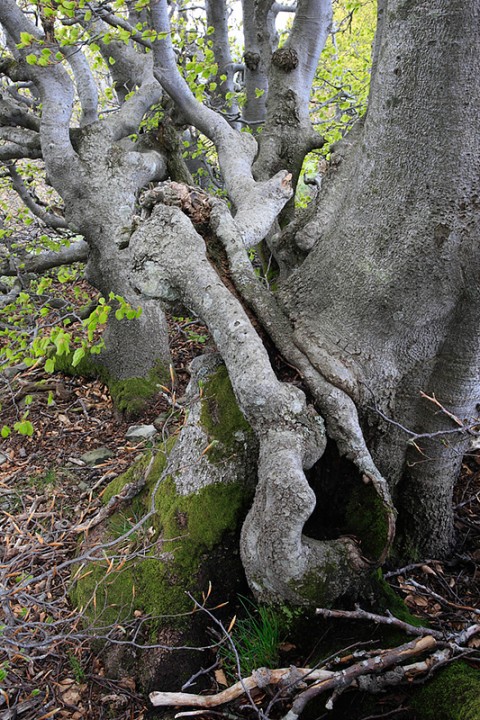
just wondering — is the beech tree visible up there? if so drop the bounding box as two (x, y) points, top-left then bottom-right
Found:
(1, 0), (479, 607)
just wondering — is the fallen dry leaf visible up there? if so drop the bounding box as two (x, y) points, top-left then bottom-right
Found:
(118, 677), (136, 692)
(421, 565), (436, 576)
(61, 686), (82, 706)
(214, 669), (228, 687)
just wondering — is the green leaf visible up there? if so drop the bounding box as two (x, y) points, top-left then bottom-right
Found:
(26, 54), (38, 65)
(20, 31), (34, 46)
(72, 347), (86, 367)
(45, 358), (55, 373)
(14, 420), (34, 437)
(1, 426), (11, 438)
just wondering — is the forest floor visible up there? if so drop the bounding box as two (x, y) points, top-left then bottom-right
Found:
(1, 306), (479, 720)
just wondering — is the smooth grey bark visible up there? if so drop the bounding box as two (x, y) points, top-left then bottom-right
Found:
(240, 0), (276, 125)
(132, 201), (370, 604)
(62, 46), (98, 127)
(254, 0), (331, 188)
(205, 0), (238, 114)
(0, 2), (172, 383)
(280, 0), (480, 557)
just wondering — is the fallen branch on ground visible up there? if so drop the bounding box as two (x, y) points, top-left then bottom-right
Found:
(150, 637), (437, 714)
(150, 610), (480, 717)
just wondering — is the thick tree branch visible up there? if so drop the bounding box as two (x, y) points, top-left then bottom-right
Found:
(62, 46), (98, 126)
(132, 203), (369, 604)
(205, 0), (238, 111)
(0, 0), (83, 190)
(0, 125), (40, 150)
(0, 239), (88, 276)
(241, 0), (275, 124)
(0, 141), (42, 160)
(0, 93), (40, 132)
(288, 0), (332, 93)
(254, 0), (331, 189)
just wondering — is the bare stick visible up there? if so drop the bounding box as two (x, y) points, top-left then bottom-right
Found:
(315, 606), (444, 640)
(150, 667), (335, 708)
(282, 636), (437, 720)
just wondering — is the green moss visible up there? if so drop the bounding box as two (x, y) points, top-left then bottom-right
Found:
(372, 570), (425, 627)
(102, 453), (152, 503)
(108, 377), (156, 416)
(70, 561), (137, 627)
(108, 364), (167, 417)
(155, 476), (250, 553)
(71, 438), (251, 629)
(199, 365), (251, 461)
(345, 482), (390, 560)
(411, 661), (480, 720)
(53, 353), (168, 417)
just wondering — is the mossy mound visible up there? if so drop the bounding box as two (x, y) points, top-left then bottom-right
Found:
(53, 352), (167, 417)
(411, 661), (480, 720)
(199, 363), (251, 462)
(70, 437), (253, 629)
(108, 370), (164, 417)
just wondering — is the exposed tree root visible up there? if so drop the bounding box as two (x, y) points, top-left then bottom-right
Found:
(210, 199), (395, 561)
(132, 202), (371, 603)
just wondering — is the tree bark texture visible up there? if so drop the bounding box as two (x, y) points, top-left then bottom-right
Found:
(280, 0), (480, 557)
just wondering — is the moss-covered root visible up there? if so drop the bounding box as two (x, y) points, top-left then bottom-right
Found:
(199, 363), (251, 462)
(108, 372), (163, 417)
(54, 349), (168, 417)
(70, 429), (253, 629)
(411, 661), (480, 720)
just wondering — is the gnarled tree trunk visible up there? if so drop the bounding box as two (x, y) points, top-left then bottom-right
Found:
(280, 0), (480, 559)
